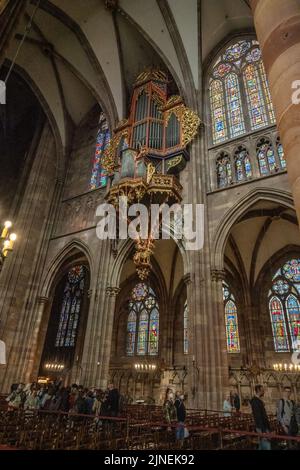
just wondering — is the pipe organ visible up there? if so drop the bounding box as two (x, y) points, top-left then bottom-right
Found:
(102, 70), (201, 279)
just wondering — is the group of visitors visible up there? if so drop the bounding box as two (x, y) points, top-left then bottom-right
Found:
(6, 380), (121, 419)
(250, 384), (300, 450)
(163, 388), (188, 446)
(224, 385), (300, 449)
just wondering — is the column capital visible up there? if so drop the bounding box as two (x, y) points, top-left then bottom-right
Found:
(211, 269), (226, 282)
(183, 273), (192, 285)
(106, 286), (121, 297)
(36, 296), (49, 305)
(87, 289), (93, 299)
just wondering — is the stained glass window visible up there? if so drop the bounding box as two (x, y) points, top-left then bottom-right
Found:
(148, 308), (159, 355)
(259, 61), (276, 124)
(225, 73), (245, 138)
(234, 146), (252, 181)
(269, 296), (289, 352)
(216, 152), (232, 188)
(210, 39), (276, 145)
(184, 300), (188, 354)
(222, 281), (240, 353)
(269, 258), (300, 351)
(286, 295), (300, 348)
(126, 283), (159, 356)
(277, 137), (286, 169)
(137, 310), (149, 355)
(243, 64), (268, 130)
(256, 138), (276, 175)
(55, 265), (86, 348)
(90, 113), (110, 190)
(209, 80), (228, 144)
(126, 310), (136, 356)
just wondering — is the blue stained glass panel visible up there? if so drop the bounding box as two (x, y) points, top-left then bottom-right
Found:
(283, 259), (300, 282)
(55, 265), (85, 348)
(210, 80), (228, 144)
(223, 282), (240, 353)
(90, 115), (110, 190)
(126, 283), (159, 356)
(225, 73), (245, 138)
(126, 310), (136, 356)
(137, 310), (148, 355)
(225, 300), (240, 353)
(277, 141), (286, 169)
(286, 295), (300, 349)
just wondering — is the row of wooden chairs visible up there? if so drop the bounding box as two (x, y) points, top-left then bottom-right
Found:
(0, 406), (290, 450)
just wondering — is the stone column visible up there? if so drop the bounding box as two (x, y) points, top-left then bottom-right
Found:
(243, 303), (265, 368)
(210, 269), (230, 405)
(0, 122), (58, 392)
(28, 296), (49, 382)
(251, 0), (300, 222)
(100, 286), (120, 389)
(79, 237), (120, 389)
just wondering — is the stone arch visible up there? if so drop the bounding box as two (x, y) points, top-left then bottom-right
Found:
(36, 241), (92, 384)
(212, 187), (294, 271)
(40, 238), (94, 299)
(5, 61), (65, 177)
(107, 230), (190, 290)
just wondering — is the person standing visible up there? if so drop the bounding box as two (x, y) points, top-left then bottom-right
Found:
(163, 390), (176, 432)
(231, 390), (241, 413)
(277, 386), (298, 447)
(106, 383), (120, 417)
(250, 384), (271, 450)
(223, 394), (232, 417)
(174, 392), (187, 445)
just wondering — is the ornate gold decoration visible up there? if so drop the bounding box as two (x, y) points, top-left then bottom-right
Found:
(134, 69), (168, 86)
(164, 104), (201, 146)
(151, 92), (164, 109)
(167, 156), (183, 170)
(147, 174), (182, 203)
(133, 238), (155, 281)
(181, 108), (201, 146)
(163, 95), (182, 110)
(106, 179), (148, 206)
(146, 163), (156, 184)
(102, 130), (129, 175)
(164, 104), (183, 124)
(115, 118), (129, 131)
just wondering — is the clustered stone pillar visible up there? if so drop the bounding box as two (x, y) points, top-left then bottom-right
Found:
(79, 238), (120, 390)
(0, 122), (58, 392)
(251, 0), (300, 222)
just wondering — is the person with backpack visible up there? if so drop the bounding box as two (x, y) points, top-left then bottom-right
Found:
(174, 392), (187, 446)
(277, 386), (298, 447)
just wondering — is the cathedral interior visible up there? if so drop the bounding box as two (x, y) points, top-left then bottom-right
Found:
(1, 0), (300, 451)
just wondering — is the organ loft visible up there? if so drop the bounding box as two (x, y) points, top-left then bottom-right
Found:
(0, 0), (300, 452)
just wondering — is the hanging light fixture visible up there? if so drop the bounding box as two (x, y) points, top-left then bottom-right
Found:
(0, 220), (17, 271)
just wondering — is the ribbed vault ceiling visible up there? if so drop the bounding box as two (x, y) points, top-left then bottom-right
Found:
(2, 0), (254, 149)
